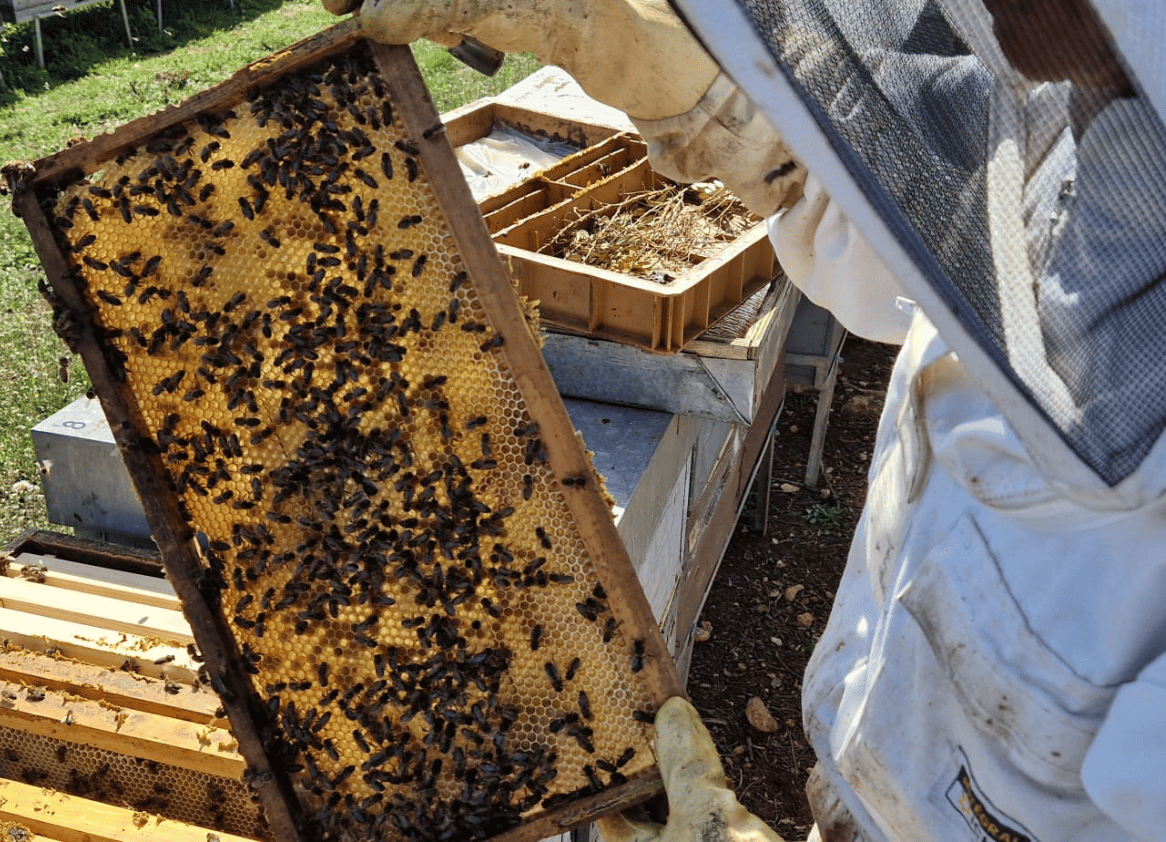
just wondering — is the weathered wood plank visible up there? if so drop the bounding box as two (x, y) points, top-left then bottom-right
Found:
(4, 529), (164, 578)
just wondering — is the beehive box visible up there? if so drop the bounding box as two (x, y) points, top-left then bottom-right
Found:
(472, 134), (777, 352)
(6, 21), (681, 842)
(540, 279), (797, 425)
(0, 530), (263, 841)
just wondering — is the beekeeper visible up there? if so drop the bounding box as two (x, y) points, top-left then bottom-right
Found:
(324, 0), (1166, 839)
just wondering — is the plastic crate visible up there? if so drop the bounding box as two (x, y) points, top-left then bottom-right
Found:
(468, 132), (778, 351)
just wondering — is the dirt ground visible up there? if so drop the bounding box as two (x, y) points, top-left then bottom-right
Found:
(685, 335), (898, 838)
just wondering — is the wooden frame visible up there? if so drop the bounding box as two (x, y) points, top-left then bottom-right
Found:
(0, 778), (254, 842)
(8, 22), (682, 842)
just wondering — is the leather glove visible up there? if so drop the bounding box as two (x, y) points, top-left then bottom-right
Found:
(322, 0), (805, 213)
(597, 696), (787, 842)
(324, 0), (716, 121)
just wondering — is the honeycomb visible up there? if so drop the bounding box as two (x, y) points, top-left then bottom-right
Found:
(0, 728), (260, 838)
(39, 40), (660, 840)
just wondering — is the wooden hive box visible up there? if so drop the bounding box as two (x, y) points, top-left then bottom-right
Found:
(0, 530), (264, 841)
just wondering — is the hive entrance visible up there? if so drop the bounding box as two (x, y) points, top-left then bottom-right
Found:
(11, 24), (680, 842)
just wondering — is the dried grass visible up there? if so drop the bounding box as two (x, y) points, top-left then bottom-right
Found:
(538, 181), (757, 282)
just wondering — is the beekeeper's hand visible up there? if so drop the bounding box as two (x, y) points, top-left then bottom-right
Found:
(322, 0), (805, 213)
(597, 696), (787, 842)
(323, 0), (712, 120)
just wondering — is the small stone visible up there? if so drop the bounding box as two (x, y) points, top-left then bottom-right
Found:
(797, 612), (815, 628)
(693, 620), (712, 643)
(779, 483), (799, 493)
(784, 584), (805, 602)
(789, 425), (799, 434)
(746, 696), (779, 733)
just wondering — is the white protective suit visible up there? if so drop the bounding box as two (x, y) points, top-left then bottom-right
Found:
(633, 3), (1166, 841)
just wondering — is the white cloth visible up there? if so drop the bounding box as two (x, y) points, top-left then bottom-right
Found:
(634, 28), (1166, 842)
(787, 85), (1166, 842)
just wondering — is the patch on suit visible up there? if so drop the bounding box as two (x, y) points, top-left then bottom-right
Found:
(944, 754), (1037, 842)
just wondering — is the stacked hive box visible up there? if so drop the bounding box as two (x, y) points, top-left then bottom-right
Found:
(9, 24), (680, 842)
(0, 534), (263, 841)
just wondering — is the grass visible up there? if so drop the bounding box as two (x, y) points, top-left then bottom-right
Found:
(0, 0), (540, 542)
(803, 499), (848, 534)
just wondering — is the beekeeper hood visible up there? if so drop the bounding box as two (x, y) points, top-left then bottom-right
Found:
(672, 0), (1166, 510)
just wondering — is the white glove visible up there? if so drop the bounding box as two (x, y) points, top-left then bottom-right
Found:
(597, 696), (788, 842)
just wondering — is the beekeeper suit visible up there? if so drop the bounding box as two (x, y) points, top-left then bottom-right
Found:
(325, 0), (1166, 839)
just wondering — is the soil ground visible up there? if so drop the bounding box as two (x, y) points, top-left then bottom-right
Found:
(685, 335), (897, 839)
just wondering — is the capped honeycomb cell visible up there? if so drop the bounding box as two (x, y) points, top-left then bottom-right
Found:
(13, 24), (679, 842)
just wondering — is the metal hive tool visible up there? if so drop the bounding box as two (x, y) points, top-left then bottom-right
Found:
(7, 22), (682, 842)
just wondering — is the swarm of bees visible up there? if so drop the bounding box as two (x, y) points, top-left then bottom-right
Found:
(41, 40), (660, 841)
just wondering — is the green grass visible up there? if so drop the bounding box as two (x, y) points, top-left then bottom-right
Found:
(0, 0), (539, 542)
(803, 499), (848, 534)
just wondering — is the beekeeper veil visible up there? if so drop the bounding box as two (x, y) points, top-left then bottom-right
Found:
(671, 0), (1166, 508)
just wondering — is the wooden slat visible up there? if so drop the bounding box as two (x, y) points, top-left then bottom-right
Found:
(0, 778), (256, 842)
(0, 606), (195, 683)
(0, 575), (192, 644)
(9, 552), (180, 611)
(0, 684), (244, 778)
(687, 278), (794, 360)
(0, 649), (219, 724)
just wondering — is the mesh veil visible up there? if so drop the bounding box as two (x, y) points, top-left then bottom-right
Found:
(674, 0), (1166, 492)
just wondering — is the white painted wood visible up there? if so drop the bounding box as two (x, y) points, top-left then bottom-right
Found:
(563, 398), (675, 522)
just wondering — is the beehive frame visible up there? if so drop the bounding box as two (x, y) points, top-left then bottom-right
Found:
(8, 21), (682, 842)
